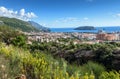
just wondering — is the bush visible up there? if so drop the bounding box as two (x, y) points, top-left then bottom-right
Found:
(82, 61), (105, 79)
(99, 71), (120, 79)
(0, 43), (96, 79)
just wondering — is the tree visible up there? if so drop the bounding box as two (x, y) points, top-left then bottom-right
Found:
(0, 25), (20, 44)
(12, 35), (27, 47)
(94, 45), (114, 70)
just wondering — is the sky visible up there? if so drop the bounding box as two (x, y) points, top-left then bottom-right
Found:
(0, 0), (120, 28)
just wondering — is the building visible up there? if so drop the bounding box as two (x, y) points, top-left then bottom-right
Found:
(96, 33), (117, 41)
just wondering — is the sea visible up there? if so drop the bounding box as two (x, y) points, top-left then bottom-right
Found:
(50, 26), (120, 33)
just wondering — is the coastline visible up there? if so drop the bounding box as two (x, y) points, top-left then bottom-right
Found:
(50, 26), (120, 33)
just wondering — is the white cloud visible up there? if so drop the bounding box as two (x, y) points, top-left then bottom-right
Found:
(83, 17), (89, 20)
(40, 23), (47, 26)
(57, 17), (89, 22)
(20, 9), (25, 16)
(55, 17), (80, 23)
(44, 17), (82, 28)
(0, 6), (37, 21)
(26, 12), (36, 18)
(116, 13), (120, 17)
(0, 6), (7, 13)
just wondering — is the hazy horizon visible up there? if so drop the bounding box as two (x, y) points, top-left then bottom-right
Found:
(0, 0), (120, 28)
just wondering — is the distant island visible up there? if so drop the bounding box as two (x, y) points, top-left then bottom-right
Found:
(74, 26), (95, 30)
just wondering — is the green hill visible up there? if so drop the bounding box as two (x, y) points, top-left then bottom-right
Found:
(0, 17), (40, 32)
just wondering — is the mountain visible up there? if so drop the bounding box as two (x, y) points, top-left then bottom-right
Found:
(74, 26), (95, 30)
(28, 21), (50, 32)
(0, 17), (40, 32)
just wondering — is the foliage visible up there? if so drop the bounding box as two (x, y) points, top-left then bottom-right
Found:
(0, 25), (28, 48)
(94, 44), (114, 70)
(82, 61), (105, 79)
(29, 41), (120, 70)
(99, 71), (120, 79)
(11, 35), (27, 47)
(0, 25), (21, 44)
(0, 38), (119, 79)
(0, 43), (96, 79)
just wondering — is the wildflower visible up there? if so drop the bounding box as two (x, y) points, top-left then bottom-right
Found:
(1, 64), (5, 71)
(4, 74), (8, 78)
(84, 73), (88, 79)
(89, 72), (95, 79)
(89, 74), (95, 79)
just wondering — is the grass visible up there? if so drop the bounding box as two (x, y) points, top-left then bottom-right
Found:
(0, 43), (119, 79)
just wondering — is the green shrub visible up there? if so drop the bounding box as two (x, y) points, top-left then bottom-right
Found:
(0, 43), (96, 79)
(99, 71), (120, 79)
(82, 61), (105, 78)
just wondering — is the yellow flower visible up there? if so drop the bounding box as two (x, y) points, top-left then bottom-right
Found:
(70, 75), (74, 79)
(84, 73), (88, 79)
(89, 74), (95, 79)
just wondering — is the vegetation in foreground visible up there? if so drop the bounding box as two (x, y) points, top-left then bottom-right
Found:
(0, 43), (120, 79)
(0, 43), (94, 79)
(0, 25), (120, 79)
(30, 41), (120, 71)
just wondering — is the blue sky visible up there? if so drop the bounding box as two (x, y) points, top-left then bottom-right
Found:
(0, 0), (120, 28)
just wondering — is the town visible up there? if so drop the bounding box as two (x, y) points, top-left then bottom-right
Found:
(24, 30), (120, 45)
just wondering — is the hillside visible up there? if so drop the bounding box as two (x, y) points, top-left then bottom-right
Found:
(28, 21), (50, 32)
(0, 17), (40, 32)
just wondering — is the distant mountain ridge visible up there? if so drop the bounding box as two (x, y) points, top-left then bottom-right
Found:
(0, 17), (40, 32)
(28, 21), (50, 32)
